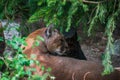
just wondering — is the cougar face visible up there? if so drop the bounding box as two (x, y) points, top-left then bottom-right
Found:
(44, 26), (69, 56)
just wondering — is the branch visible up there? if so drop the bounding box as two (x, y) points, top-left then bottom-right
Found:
(82, 0), (105, 4)
(66, 0), (106, 4)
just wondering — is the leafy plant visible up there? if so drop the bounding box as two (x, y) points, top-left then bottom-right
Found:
(32, 35), (45, 48)
(0, 0), (38, 20)
(0, 37), (3, 41)
(0, 36), (53, 80)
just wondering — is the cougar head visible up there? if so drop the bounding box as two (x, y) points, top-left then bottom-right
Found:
(44, 25), (69, 56)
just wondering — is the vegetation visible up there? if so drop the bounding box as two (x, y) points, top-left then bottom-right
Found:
(0, 35), (53, 80)
(0, 0), (120, 79)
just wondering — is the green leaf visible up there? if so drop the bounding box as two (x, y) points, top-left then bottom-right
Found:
(41, 66), (45, 71)
(38, 0), (44, 6)
(46, 67), (52, 72)
(32, 40), (40, 48)
(36, 36), (44, 42)
(30, 54), (37, 59)
(0, 37), (3, 41)
(82, 4), (89, 12)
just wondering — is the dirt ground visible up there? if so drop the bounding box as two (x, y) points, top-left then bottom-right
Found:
(79, 31), (120, 67)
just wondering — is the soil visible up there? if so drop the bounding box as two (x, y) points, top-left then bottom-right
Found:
(78, 31), (120, 67)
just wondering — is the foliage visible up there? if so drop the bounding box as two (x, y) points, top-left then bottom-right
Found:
(0, 37), (4, 41)
(28, 0), (90, 32)
(0, 0), (120, 75)
(0, 0), (38, 20)
(32, 36), (45, 48)
(0, 35), (53, 80)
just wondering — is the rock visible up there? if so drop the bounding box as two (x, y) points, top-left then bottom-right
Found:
(1, 20), (21, 40)
(1, 20), (21, 57)
(113, 39), (120, 56)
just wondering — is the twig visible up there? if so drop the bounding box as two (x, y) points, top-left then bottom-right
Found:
(66, 0), (106, 4)
(82, 0), (105, 4)
(88, 6), (97, 24)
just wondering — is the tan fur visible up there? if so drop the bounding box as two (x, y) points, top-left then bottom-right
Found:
(23, 27), (68, 57)
(23, 27), (120, 80)
(39, 55), (120, 80)
(23, 27), (69, 76)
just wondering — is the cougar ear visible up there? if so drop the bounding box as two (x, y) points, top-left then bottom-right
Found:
(45, 24), (54, 38)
